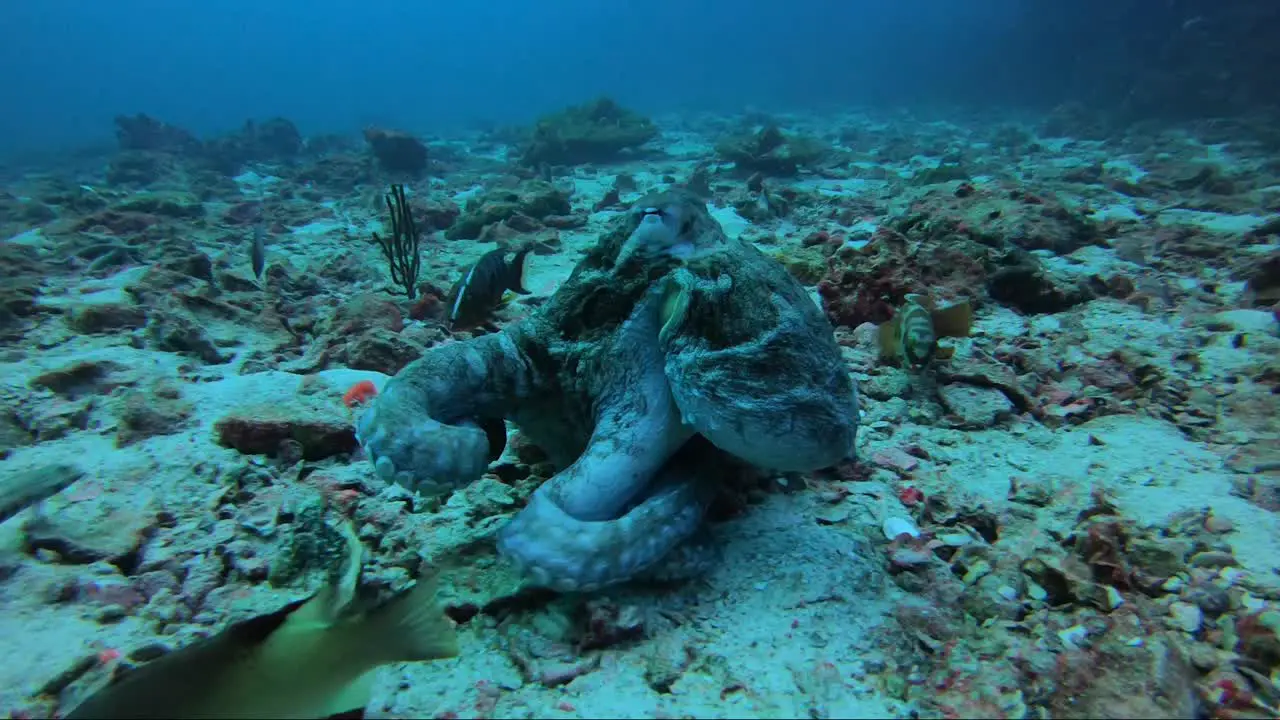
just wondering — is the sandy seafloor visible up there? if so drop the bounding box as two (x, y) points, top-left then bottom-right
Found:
(1, 107), (1278, 719)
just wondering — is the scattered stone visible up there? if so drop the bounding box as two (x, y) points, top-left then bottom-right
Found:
(67, 303), (149, 334)
(114, 384), (193, 447)
(146, 309), (228, 364)
(213, 398), (356, 460)
(1185, 583), (1230, 617)
(520, 97), (658, 167)
(1188, 550), (1236, 569)
(1127, 537), (1192, 579)
(882, 516), (921, 540)
(1008, 475), (1056, 506)
(1168, 601), (1203, 633)
(1103, 585), (1125, 611)
(860, 370), (911, 401)
(987, 260), (1093, 314)
(23, 491), (159, 566)
(343, 330), (426, 376)
(446, 181), (572, 240)
(0, 407), (32, 458)
(29, 360), (130, 399)
(814, 505), (851, 525)
(871, 447), (919, 473)
(363, 127), (428, 175)
(938, 383), (1015, 428)
(115, 191), (205, 219)
(888, 545), (934, 570)
(1057, 624), (1089, 650)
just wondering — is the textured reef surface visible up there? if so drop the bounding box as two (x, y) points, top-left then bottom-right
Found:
(1, 103), (1279, 718)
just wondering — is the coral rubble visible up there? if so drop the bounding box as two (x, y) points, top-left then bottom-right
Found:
(0, 100), (1278, 720)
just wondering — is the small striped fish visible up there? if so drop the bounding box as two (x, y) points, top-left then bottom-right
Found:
(878, 293), (973, 367)
(445, 248), (531, 330)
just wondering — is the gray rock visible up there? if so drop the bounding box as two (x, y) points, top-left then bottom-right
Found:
(861, 369), (911, 400)
(22, 490), (158, 565)
(68, 303), (149, 334)
(938, 383), (1014, 428)
(213, 398), (356, 460)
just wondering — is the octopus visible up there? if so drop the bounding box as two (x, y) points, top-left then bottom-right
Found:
(356, 189), (859, 591)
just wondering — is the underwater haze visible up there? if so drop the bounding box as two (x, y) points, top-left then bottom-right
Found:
(2, 0), (1280, 718)
(4, 0), (1274, 156)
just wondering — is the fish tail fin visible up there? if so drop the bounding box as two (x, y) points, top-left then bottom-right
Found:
(931, 301), (974, 338)
(508, 248), (532, 294)
(877, 316), (900, 360)
(356, 573), (460, 664)
(286, 572), (460, 719)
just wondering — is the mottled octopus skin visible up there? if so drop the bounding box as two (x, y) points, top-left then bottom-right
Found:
(355, 189), (859, 591)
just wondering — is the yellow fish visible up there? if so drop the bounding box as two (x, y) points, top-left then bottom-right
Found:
(877, 293), (973, 367)
(63, 523), (458, 720)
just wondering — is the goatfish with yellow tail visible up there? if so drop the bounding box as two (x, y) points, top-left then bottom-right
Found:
(62, 521), (459, 720)
(877, 293), (974, 367)
(445, 248), (532, 330)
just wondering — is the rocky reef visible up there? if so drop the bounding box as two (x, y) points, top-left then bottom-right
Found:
(0, 99), (1277, 719)
(363, 127), (429, 176)
(715, 123), (831, 177)
(519, 97), (658, 167)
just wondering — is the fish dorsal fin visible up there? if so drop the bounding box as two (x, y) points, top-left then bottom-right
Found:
(276, 585), (343, 637)
(904, 293), (935, 311)
(931, 300), (974, 339)
(344, 573), (459, 665)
